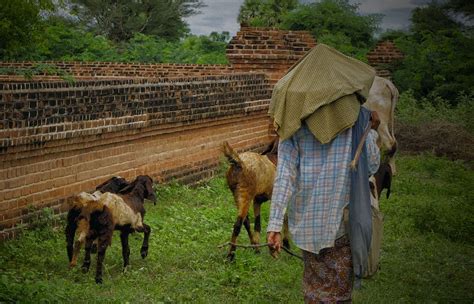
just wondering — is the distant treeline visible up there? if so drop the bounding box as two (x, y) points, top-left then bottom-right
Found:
(0, 0), (473, 105)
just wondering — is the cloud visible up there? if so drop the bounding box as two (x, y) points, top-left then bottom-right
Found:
(185, 0), (426, 36)
(184, 0), (244, 36)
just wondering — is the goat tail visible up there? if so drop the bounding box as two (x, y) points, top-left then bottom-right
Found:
(222, 141), (243, 167)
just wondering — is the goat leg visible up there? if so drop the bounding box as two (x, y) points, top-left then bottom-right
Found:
(120, 230), (131, 268)
(95, 241), (108, 284)
(81, 237), (93, 273)
(252, 202), (263, 252)
(65, 211), (78, 263)
(140, 223), (151, 259)
(227, 216), (244, 261)
(243, 216), (259, 253)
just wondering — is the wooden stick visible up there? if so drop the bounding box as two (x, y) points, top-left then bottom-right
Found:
(217, 242), (271, 249)
(350, 122), (372, 170)
(218, 242), (303, 260)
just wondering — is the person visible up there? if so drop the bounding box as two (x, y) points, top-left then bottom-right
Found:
(266, 44), (381, 303)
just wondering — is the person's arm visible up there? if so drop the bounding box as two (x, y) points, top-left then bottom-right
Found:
(267, 136), (299, 252)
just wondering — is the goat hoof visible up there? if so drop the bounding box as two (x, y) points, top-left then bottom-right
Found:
(95, 277), (103, 284)
(140, 248), (148, 259)
(81, 265), (90, 273)
(283, 239), (290, 249)
(226, 252), (236, 262)
(91, 244), (98, 254)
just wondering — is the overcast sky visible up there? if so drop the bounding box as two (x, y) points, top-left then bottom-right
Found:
(184, 0), (432, 36)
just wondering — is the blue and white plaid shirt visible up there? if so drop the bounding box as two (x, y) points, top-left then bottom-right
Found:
(267, 124), (380, 254)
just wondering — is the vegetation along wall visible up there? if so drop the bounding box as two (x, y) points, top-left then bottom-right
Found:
(0, 27), (401, 240)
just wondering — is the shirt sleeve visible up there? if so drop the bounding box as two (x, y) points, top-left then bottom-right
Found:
(365, 129), (380, 176)
(267, 136), (299, 232)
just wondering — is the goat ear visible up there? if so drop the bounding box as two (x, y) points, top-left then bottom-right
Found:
(145, 177), (157, 205)
(118, 180), (136, 194)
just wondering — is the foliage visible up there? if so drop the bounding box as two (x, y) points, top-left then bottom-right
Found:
(70, 0), (205, 42)
(316, 32), (369, 62)
(0, 63), (75, 83)
(0, 0), (54, 59)
(4, 14), (229, 64)
(390, 1), (474, 104)
(0, 156), (473, 303)
(238, 0), (298, 27)
(396, 90), (474, 132)
(281, 0), (382, 53)
(163, 33), (229, 64)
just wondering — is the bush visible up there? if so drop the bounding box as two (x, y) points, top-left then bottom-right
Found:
(396, 90), (474, 132)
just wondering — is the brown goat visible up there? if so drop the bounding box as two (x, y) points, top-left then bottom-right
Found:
(66, 176), (130, 267)
(223, 139), (290, 261)
(74, 175), (156, 283)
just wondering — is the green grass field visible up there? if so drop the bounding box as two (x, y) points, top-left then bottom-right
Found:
(1, 154), (473, 303)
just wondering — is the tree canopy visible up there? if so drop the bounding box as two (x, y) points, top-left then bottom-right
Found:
(238, 0), (298, 27)
(70, 0), (205, 42)
(391, 0), (474, 104)
(0, 0), (54, 58)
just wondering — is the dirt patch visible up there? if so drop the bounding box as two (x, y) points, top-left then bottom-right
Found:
(395, 120), (474, 162)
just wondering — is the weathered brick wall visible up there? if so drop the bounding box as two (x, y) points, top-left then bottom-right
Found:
(367, 40), (403, 79)
(0, 74), (274, 239)
(226, 26), (316, 84)
(0, 62), (233, 82)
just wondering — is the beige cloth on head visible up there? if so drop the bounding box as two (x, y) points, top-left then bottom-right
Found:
(269, 44), (376, 143)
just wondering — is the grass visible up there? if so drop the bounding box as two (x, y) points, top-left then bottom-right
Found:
(0, 154), (473, 303)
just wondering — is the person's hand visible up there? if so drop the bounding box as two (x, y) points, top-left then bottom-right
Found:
(370, 111), (380, 130)
(267, 231), (282, 258)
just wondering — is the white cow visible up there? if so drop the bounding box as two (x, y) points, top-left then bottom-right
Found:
(364, 76), (399, 175)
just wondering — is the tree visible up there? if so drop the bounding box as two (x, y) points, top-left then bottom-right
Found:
(0, 0), (54, 59)
(238, 0), (298, 27)
(280, 0), (381, 56)
(70, 0), (205, 42)
(410, 2), (460, 34)
(391, 1), (474, 103)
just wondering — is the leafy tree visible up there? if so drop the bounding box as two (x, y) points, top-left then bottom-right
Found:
(34, 17), (120, 61)
(0, 0), (54, 59)
(280, 0), (381, 55)
(238, 0), (298, 27)
(162, 34), (229, 64)
(70, 0), (205, 42)
(391, 1), (474, 104)
(410, 2), (460, 34)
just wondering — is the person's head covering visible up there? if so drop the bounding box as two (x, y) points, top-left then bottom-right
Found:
(269, 43), (376, 143)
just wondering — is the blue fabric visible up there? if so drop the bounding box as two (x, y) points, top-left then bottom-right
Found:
(349, 107), (373, 287)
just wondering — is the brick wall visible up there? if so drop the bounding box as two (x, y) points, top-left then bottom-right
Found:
(367, 40), (403, 79)
(227, 26), (316, 84)
(0, 62), (233, 82)
(0, 74), (274, 239)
